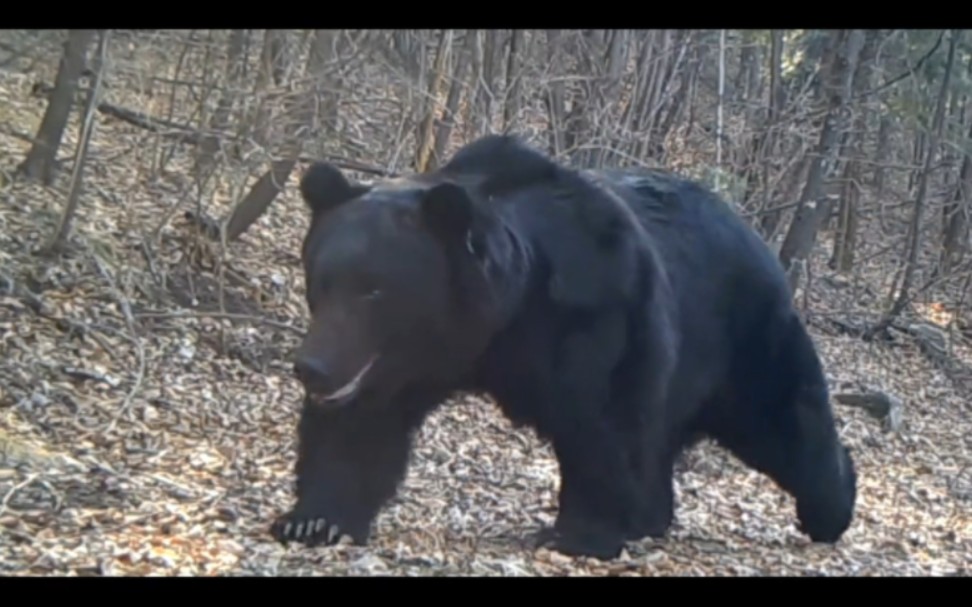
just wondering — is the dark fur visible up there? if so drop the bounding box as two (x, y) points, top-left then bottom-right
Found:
(271, 135), (857, 559)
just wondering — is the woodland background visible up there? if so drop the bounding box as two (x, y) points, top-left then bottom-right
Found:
(0, 29), (969, 575)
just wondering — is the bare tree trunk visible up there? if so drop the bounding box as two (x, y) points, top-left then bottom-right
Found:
(940, 103), (972, 273)
(873, 114), (892, 203)
(769, 30), (784, 120)
(656, 32), (699, 149)
(414, 30), (453, 172)
(830, 29), (880, 272)
(18, 29), (96, 185)
(265, 30), (289, 86)
(151, 30), (195, 177)
(645, 30), (689, 161)
(468, 30), (500, 138)
(223, 29), (336, 241)
(715, 29), (727, 193)
(392, 31), (421, 79)
(628, 31), (677, 162)
(653, 30), (689, 144)
(908, 129), (925, 193)
(250, 30), (288, 149)
(761, 153), (809, 242)
(597, 29), (629, 166)
(865, 28), (959, 338)
(942, 85), (962, 192)
(543, 29), (568, 157)
(432, 30), (475, 166)
(564, 32), (599, 165)
(195, 29), (248, 179)
(685, 41), (704, 136)
(755, 29), (786, 235)
(565, 29), (626, 167)
(44, 30), (110, 254)
(778, 30), (866, 292)
(736, 30), (767, 209)
(502, 29), (524, 132)
(939, 41), (972, 273)
(734, 30), (758, 102)
(620, 31), (655, 159)
(306, 30), (343, 136)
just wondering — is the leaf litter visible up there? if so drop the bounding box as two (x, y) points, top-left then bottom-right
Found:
(0, 51), (970, 577)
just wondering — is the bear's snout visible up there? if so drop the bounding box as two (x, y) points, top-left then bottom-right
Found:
(293, 349), (379, 408)
(293, 354), (332, 392)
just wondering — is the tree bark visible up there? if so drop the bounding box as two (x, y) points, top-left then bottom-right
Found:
(222, 29), (335, 241)
(18, 29), (96, 185)
(831, 29), (881, 272)
(543, 29), (568, 157)
(432, 30), (475, 166)
(865, 28), (960, 338)
(195, 29), (248, 179)
(939, 37), (971, 273)
(44, 30), (110, 254)
(414, 30), (453, 173)
(502, 29), (524, 132)
(778, 30), (866, 292)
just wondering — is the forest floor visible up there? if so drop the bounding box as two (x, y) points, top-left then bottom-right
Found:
(0, 45), (970, 576)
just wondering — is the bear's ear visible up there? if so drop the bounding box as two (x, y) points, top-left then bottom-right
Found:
(420, 181), (476, 241)
(299, 162), (368, 217)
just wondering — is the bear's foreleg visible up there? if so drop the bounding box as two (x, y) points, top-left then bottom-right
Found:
(271, 392), (437, 548)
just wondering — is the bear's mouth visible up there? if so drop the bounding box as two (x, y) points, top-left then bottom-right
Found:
(308, 354), (378, 408)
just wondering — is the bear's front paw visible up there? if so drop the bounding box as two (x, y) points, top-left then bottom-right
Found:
(533, 524), (625, 561)
(270, 511), (347, 548)
(626, 506), (673, 540)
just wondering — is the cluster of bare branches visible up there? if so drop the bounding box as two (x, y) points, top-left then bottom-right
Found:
(11, 28), (972, 341)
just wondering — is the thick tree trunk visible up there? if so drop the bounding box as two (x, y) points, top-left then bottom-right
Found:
(18, 29), (96, 185)
(778, 30), (865, 292)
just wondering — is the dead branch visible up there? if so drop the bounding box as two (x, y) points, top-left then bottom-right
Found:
(30, 81), (394, 178)
(833, 391), (904, 432)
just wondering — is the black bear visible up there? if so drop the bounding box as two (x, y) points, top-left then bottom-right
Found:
(269, 134), (857, 560)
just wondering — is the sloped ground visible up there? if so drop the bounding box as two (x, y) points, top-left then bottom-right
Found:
(1, 64), (970, 577)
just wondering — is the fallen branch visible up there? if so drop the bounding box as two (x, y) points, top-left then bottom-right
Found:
(0, 474), (40, 517)
(892, 321), (949, 361)
(61, 366), (121, 388)
(87, 248), (147, 433)
(833, 390), (904, 433)
(31, 81), (203, 145)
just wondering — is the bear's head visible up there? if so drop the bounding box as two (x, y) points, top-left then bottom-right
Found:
(291, 162), (510, 410)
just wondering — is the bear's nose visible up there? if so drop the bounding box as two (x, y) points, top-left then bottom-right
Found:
(293, 356), (330, 390)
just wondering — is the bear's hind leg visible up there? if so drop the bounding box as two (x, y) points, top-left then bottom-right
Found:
(622, 440), (677, 540)
(532, 314), (648, 560)
(707, 317), (856, 543)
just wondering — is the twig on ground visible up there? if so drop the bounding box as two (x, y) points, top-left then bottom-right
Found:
(134, 310), (304, 335)
(3, 273), (125, 365)
(0, 474), (39, 517)
(88, 249), (147, 433)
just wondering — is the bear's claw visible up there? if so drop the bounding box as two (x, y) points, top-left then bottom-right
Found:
(270, 513), (343, 547)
